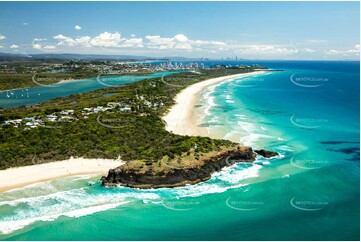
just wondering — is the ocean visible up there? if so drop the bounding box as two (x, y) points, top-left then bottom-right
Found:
(0, 61), (359, 240)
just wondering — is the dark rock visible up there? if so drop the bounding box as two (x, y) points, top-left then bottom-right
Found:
(254, 149), (279, 158)
(101, 146), (256, 189)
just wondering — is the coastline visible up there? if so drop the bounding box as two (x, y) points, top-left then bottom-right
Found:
(0, 71), (158, 96)
(163, 71), (266, 137)
(0, 158), (125, 192)
(1, 70), (265, 192)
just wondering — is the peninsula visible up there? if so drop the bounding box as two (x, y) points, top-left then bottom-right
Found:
(0, 65), (278, 191)
(101, 70), (279, 189)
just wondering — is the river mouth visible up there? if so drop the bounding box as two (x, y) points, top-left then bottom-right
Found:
(0, 71), (181, 108)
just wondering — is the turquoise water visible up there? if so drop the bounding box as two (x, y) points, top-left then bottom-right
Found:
(0, 71), (179, 108)
(0, 61), (359, 240)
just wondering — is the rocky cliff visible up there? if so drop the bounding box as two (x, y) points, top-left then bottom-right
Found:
(101, 146), (278, 189)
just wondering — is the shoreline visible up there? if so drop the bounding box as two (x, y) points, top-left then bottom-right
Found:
(0, 78), (91, 93)
(0, 158), (125, 192)
(163, 71), (266, 137)
(1, 70), (265, 192)
(0, 71), (161, 93)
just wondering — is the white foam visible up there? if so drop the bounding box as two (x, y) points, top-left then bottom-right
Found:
(166, 163), (262, 199)
(237, 120), (257, 133)
(0, 202), (129, 235)
(172, 183), (247, 199)
(61, 201), (128, 218)
(71, 174), (98, 182)
(0, 188), (88, 207)
(225, 95), (234, 103)
(0, 186), (160, 235)
(276, 145), (293, 152)
(3, 181), (58, 194)
(240, 133), (271, 147)
(204, 96), (216, 116)
(215, 164), (262, 184)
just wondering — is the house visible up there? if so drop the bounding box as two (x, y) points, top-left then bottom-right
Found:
(60, 116), (75, 122)
(8, 119), (22, 125)
(60, 110), (74, 115)
(107, 102), (120, 108)
(119, 106), (131, 111)
(46, 115), (57, 122)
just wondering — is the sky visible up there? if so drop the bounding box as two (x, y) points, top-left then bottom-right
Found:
(0, 1), (359, 60)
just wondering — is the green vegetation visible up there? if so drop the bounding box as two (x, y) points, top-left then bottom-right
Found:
(0, 69), (256, 169)
(0, 71), (100, 91)
(0, 59), (156, 91)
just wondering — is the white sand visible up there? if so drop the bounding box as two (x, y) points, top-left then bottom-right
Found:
(0, 158), (125, 192)
(163, 71), (266, 136)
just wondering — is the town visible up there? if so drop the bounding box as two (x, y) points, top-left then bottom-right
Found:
(0, 58), (262, 75)
(1, 91), (162, 130)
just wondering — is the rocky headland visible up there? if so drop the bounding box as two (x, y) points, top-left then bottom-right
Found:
(101, 146), (278, 189)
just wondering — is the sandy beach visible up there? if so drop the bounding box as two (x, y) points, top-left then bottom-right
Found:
(0, 71), (263, 193)
(0, 158), (125, 192)
(163, 71), (266, 137)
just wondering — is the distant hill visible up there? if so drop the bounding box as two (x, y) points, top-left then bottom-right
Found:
(30, 53), (154, 60)
(0, 52), (201, 62)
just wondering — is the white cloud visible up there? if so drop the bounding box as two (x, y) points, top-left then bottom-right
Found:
(325, 44), (360, 56)
(54, 34), (67, 40)
(53, 32), (143, 49)
(90, 32), (122, 47)
(10, 44), (19, 49)
(74, 25), (82, 30)
(31, 38), (57, 50)
(54, 34), (76, 46)
(304, 48), (316, 53)
(0, 34), (5, 40)
(145, 35), (175, 49)
(48, 32), (228, 52)
(173, 34), (192, 50)
(121, 38), (143, 48)
(44, 45), (56, 49)
(22, 22), (28, 26)
(144, 34), (229, 51)
(45, 31), (337, 59)
(32, 43), (42, 49)
(236, 45), (298, 55)
(54, 34), (91, 47)
(145, 34), (192, 50)
(75, 36), (91, 47)
(0, 46), (3, 48)
(174, 34), (188, 43)
(34, 38), (47, 42)
(190, 40), (226, 46)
